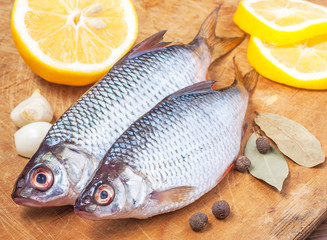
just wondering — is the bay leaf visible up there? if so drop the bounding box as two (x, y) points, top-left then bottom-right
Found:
(255, 113), (325, 167)
(245, 133), (289, 191)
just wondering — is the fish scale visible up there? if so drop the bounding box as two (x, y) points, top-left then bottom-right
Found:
(13, 7), (245, 207)
(125, 88), (245, 212)
(75, 80), (250, 219)
(44, 46), (200, 159)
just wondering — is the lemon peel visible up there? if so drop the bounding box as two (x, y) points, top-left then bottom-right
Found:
(247, 35), (327, 89)
(234, 0), (327, 45)
(11, 0), (138, 86)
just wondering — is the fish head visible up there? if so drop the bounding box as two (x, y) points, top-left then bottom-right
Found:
(75, 164), (149, 220)
(12, 143), (96, 207)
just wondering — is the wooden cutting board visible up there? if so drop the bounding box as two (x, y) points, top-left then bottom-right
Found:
(1, 0), (327, 239)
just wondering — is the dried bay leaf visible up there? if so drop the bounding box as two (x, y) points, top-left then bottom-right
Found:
(255, 113), (325, 167)
(245, 133), (289, 191)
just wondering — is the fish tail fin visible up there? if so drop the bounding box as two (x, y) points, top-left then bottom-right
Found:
(212, 58), (259, 92)
(194, 6), (245, 62)
(233, 58), (259, 94)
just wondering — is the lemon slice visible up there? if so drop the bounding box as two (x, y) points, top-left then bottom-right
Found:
(234, 0), (327, 45)
(247, 35), (327, 89)
(11, 0), (138, 86)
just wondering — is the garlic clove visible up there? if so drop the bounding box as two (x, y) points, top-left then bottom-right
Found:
(11, 89), (53, 128)
(14, 122), (52, 158)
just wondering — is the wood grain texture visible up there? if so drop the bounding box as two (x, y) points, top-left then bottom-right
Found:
(1, 0), (327, 239)
(309, 220), (327, 239)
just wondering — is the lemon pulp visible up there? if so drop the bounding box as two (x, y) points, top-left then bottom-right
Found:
(11, 0), (138, 85)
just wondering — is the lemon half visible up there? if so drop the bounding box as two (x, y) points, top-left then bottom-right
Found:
(11, 0), (138, 86)
(234, 0), (327, 45)
(247, 35), (327, 89)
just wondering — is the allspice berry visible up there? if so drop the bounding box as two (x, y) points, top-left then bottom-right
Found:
(189, 212), (208, 232)
(212, 200), (230, 220)
(256, 136), (270, 154)
(235, 156), (251, 172)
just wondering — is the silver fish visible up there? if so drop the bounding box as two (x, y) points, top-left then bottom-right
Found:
(74, 64), (259, 220)
(12, 6), (244, 207)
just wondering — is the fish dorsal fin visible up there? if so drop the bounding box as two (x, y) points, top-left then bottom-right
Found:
(211, 79), (237, 92)
(170, 79), (243, 99)
(169, 80), (217, 98)
(150, 186), (196, 204)
(116, 30), (172, 64)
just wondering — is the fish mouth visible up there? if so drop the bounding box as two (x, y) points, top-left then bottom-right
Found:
(74, 200), (101, 220)
(12, 190), (73, 207)
(74, 208), (101, 221)
(12, 194), (45, 208)
(11, 185), (43, 208)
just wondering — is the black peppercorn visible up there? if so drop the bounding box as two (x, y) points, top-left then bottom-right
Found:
(256, 136), (270, 154)
(189, 212), (208, 232)
(212, 200), (230, 220)
(235, 156), (251, 172)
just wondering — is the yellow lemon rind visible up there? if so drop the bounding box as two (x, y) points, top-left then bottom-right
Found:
(11, 0), (138, 86)
(233, 0), (327, 45)
(247, 36), (327, 90)
(12, 23), (108, 86)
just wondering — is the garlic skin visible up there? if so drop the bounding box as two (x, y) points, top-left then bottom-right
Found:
(10, 89), (53, 128)
(14, 122), (52, 158)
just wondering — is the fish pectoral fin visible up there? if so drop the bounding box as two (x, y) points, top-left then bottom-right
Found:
(151, 186), (196, 204)
(116, 31), (172, 64)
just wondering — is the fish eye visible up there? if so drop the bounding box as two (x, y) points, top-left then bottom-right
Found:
(94, 184), (114, 205)
(31, 167), (53, 191)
